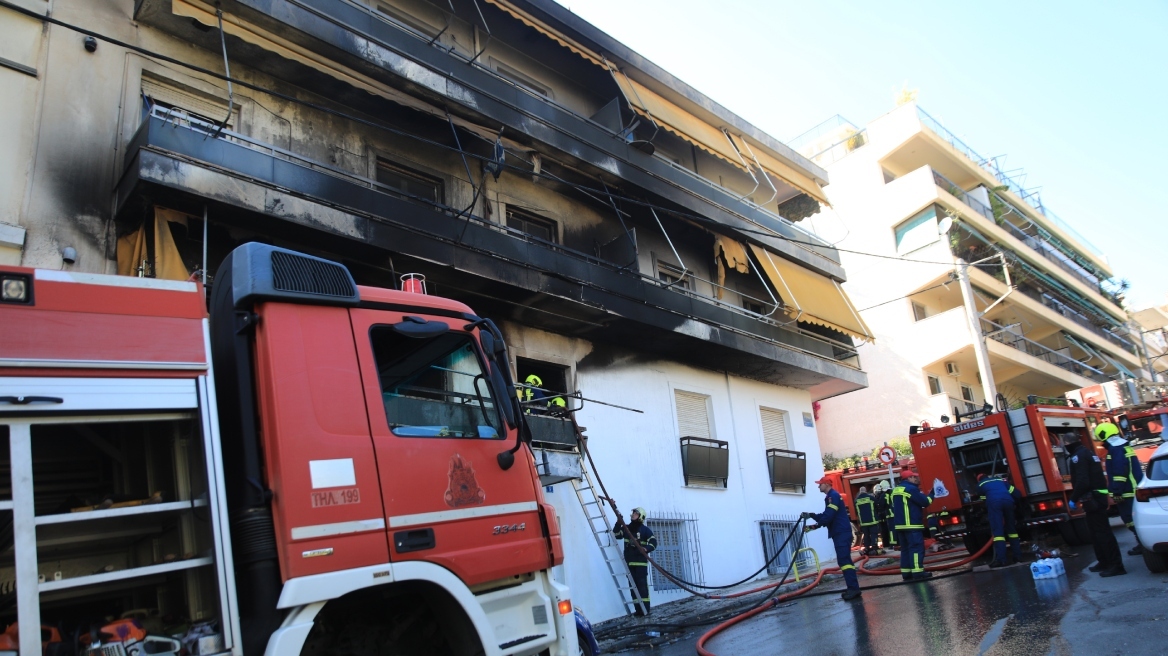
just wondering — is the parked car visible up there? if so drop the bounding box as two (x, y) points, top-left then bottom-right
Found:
(1134, 442), (1168, 573)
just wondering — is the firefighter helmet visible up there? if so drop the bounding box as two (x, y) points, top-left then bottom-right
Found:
(525, 374), (543, 388)
(632, 507), (647, 522)
(1094, 421), (1120, 441)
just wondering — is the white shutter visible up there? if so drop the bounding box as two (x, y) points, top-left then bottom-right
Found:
(141, 77), (237, 127)
(674, 390), (711, 439)
(760, 408), (788, 451)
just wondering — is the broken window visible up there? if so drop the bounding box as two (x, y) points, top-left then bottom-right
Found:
(506, 208), (557, 243)
(376, 158), (445, 207)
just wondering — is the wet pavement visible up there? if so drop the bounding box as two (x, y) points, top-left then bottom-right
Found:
(608, 522), (1168, 655)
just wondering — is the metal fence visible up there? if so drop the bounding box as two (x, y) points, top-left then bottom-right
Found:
(980, 318), (1110, 382)
(759, 516), (814, 577)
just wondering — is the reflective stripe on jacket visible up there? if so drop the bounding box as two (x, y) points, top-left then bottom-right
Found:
(1105, 442), (1143, 498)
(855, 493), (878, 526)
(892, 481), (933, 530)
(978, 476), (1021, 506)
(615, 523), (657, 564)
(812, 488), (853, 540)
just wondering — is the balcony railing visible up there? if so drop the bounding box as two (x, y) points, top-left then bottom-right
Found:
(766, 448), (807, 493)
(931, 170), (1104, 291)
(806, 129), (869, 166)
(916, 107), (1104, 258)
(138, 108), (862, 368)
(981, 318), (1110, 382)
(681, 437), (730, 488)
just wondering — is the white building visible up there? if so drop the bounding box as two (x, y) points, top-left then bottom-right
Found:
(794, 103), (1142, 458)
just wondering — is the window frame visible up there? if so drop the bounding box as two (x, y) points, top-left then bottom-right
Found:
(369, 327), (506, 440)
(911, 301), (929, 322)
(927, 375), (943, 396)
(961, 384), (976, 403)
(657, 260), (692, 290)
(374, 157), (446, 208)
(893, 205), (940, 255)
(505, 207), (559, 244)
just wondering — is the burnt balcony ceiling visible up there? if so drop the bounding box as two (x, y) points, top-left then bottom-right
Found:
(115, 115), (866, 399)
(132, 0), (844, 281)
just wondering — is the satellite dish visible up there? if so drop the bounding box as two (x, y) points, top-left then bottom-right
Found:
(937, 216), (954, 235)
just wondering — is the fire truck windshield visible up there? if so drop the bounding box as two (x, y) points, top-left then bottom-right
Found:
(371, 327), (503, 439)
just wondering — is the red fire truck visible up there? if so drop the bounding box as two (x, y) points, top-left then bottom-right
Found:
(822, 457), (917, 519)
(909, 401), (1103, 552)
(0, 244), (575, 655)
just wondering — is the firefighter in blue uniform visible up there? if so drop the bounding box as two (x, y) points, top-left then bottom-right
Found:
(614, 507), (657, 616)
(855, 486), (881, 555)
(802, 476), (862, 600)
(892, 469), (934, 581)
(977, 473), (1022, 567)
(1098, 421), (1146, 556)
(876, 480), (897, 550)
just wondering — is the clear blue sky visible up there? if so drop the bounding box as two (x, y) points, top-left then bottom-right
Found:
(554, 0), (1167, 310)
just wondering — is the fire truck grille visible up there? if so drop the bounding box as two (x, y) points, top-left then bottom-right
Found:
(270, 251), (356, 298)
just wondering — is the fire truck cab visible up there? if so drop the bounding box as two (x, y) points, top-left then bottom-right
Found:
(0, 244), (574, 656)
(910, 403), (1099, 552)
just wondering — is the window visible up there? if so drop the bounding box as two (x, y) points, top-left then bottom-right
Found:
(376, 158), (444, 206)
(760, 518), (814, 576)
(927, 375), (943, 396)
(961, 385), (976, 403)
(657, 261), (691, 290)
(491, 59), (553, 98)
(894, 206), (940, 254)
(675, 390), (712, 440)
(912, 301), (929, 322)
(141, 76), (237, 128)
(761, 408), (805, 493)
(371, 328), (503, 439)
(744, 300), (764, 314)
(376, 2), (442, 38)
(646, 515), (703, 592)
(506, 208), (557, 243)
(676, 390), (726, 487)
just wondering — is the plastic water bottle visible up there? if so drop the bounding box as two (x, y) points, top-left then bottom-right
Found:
(1053, 558), (1065, 577)
(1030, 559), (1052, 579)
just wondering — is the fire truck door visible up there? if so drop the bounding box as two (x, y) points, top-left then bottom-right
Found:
(350, 309), (549, 586)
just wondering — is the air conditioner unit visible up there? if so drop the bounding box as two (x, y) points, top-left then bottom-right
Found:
(945, 361), (960, 377)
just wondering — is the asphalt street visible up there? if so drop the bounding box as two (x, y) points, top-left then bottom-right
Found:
(611, 522), (1168, 656)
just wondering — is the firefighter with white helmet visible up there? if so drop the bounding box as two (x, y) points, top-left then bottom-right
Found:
(614, 507), (657, 616)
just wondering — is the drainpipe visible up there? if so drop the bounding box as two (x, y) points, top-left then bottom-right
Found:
(956, 258), (998, 404)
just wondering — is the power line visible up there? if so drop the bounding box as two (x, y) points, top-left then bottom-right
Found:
(857, 281), (952, 312)
(2, 1), (999, 273)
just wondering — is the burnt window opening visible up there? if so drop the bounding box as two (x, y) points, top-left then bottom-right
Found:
(376, 158), (445, 207)
(506, 208), (558, 244)
(516, 358), (569, 413)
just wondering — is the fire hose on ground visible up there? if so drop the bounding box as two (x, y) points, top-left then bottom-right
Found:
(580, 436), (995, 655)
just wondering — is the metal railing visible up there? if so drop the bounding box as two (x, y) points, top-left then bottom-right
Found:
(766, 448), (807, 493)
(787, 115), (861, 152)
(143, 108), (864, 368)
(916, 107), (1104, 258)
(931, 170), (1104, 291)
(980, 318), (1110, 382)
(806, 129), (869, 166)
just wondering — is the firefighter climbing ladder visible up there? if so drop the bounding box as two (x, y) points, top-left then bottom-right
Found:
(571, 437), (648, 617)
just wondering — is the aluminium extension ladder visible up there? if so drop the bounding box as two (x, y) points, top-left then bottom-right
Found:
(571, 436), (647, 617)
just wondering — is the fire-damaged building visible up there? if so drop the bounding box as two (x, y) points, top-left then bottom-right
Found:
(0, 0), (872, 621)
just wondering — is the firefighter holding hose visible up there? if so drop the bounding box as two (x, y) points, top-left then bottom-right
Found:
(802, 477), (862, 601)
(614, 507), (657, 616)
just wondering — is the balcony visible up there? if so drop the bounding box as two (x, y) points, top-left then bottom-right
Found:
(931, 170), (1106, 294)
(116, 113), (867, 396)
(680, 437), (730, 488)
(980, 318), (1109, 383)
(916, 107), (1105, 261)
(766, 448), (807, 493)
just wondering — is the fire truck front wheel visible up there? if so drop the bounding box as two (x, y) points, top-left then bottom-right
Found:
(298, 580), (484, 656)
(962, 530), (991, 557)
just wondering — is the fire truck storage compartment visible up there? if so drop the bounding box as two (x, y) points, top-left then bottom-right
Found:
(946, 426), (1007, 496)
(0, 414), (223, 637)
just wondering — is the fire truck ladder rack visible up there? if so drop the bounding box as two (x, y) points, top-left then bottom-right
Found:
(1006, 408), (1050, 495)
(569, 427), (648, 617)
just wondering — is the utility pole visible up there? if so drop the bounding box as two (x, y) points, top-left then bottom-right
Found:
(956, 258), (998, 405)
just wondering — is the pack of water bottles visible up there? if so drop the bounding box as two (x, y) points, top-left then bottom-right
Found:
(1030, 557), (1066, 579)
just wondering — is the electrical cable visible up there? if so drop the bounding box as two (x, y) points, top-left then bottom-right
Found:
(0, 0), (1004, 275)
(856, 281), (951, 313)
